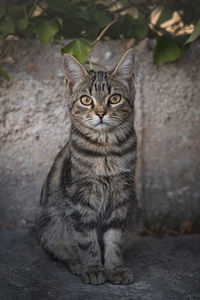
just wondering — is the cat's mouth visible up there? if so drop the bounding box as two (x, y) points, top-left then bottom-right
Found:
(85, 117), (114, 130)
(96, 121), (105, 127)
(95, 120), (108, 129)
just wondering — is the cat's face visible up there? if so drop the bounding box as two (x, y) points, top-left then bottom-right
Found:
(69, 73), (134, 131)
(63, 49), (135, 131)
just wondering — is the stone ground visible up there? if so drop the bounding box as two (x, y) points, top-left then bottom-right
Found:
(0, 228), (199, 300)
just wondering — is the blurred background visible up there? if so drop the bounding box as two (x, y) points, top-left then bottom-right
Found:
(0, 0), (200, 235)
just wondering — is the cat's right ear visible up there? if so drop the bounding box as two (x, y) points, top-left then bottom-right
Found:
(62, 54), (89, 91)
(111, 48), (135, 84)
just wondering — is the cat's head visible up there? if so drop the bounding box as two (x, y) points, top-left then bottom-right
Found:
(62, 49), (135, 131)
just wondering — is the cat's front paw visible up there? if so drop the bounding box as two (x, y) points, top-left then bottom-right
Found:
(68, 259), (82, 275)
(81, 266), (106, 285)
(107, 267), (133, 285)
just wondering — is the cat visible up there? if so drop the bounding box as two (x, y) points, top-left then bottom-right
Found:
(36, 48), (141, 285)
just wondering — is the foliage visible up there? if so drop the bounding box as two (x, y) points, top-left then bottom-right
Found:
(0, 0), (200, 79)
(61, 38), (92, 64)
(153, 36), (181, 65)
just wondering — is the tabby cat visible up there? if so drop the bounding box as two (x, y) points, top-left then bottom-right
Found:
(36, 48), (141, 285)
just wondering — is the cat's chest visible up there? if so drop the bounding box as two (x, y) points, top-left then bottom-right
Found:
(93, 156), (125, 176)
(70, 132), (135, 176)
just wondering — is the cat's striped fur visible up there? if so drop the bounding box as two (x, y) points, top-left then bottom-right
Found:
(36, 49), (141, 285)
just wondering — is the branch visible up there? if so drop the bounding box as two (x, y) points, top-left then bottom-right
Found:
(27, 0), (39, 18)
(91, 14), (119, 47)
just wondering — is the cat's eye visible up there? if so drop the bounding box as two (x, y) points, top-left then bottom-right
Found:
(109, 94), (121, 104)
(80, 95), (93, 106)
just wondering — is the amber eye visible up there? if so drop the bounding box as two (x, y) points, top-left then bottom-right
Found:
(80, 95), (93, 106)
(109, 94), (121, 104)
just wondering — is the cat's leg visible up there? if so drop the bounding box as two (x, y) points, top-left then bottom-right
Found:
(37, 208), (82, 275)
(71, 213), (106, 285)
(103, 226), (133, 284)
(44, 240), (82, 274)
(43, 238), (82, 275)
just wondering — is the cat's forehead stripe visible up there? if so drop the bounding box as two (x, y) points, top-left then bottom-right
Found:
(91, 71), (111, 93)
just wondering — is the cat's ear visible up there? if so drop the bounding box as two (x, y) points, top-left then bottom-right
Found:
(112, 48), (135, 82)
(62, 53), (89, 90)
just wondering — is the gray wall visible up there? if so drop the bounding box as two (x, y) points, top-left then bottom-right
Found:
(0, 39), (200, 229)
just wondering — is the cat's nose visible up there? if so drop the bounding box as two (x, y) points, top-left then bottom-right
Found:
(96, 111), (106, 119)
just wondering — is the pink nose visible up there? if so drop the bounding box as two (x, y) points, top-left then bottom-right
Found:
(96, 111), (106, 119)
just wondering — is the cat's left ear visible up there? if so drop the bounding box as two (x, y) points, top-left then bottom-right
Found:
(112, 48), (135, 83)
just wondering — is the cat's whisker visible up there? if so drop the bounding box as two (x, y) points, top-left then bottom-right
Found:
(116, 125), (127, 141)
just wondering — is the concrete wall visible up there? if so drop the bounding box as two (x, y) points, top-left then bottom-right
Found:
(0, 39), (200, 229)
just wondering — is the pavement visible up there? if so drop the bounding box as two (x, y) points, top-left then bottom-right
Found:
(0, 227), (199, 300)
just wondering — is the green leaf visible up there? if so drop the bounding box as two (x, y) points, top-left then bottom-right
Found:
(56, 17), (63, 28)
(154, 36), (181, 65)
(132, 13), (148, 40)
(0, 66), (9, 80)
(0, 33), (4, 45)
(46, 0), (69, 12)
(8, 6), (25, 20)
(61, 38), (92, 64)
(133, 22), (148, 40)
(0, 7), (5, 19)
(34, 20), (59, 46)
(0, 19), (15, 35)
(95, 11), (112, 28)
(120, 14), (134, 38)
(156, 8), (173, 26)
(16, 18), (28, 31)
(184, 19), (200, 44)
